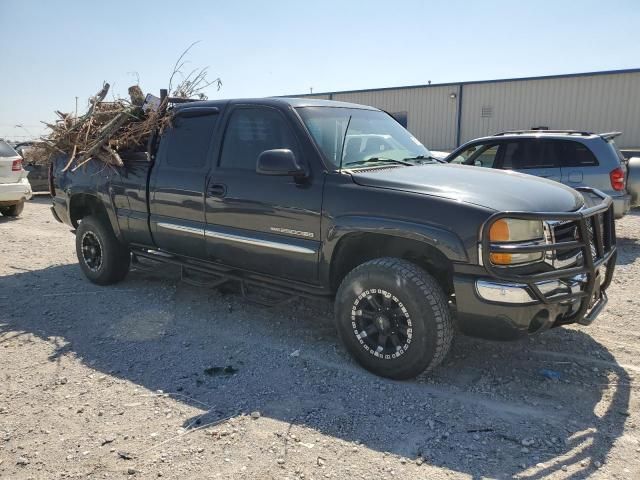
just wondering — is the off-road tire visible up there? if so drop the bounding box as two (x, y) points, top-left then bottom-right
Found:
(0, 200), (25, 217)
(75, 215), (130, 285)
(335, 257), (453, 379)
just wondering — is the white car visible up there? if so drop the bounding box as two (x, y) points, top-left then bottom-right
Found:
(0, 140), (32, 217)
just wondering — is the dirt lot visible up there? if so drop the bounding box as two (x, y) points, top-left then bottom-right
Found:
(1, 197), (639, 479)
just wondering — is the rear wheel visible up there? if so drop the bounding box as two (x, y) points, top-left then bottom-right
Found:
(0, 200), (25, 217)
(334, 257), (453, 379)
(75, 215), (130, 285)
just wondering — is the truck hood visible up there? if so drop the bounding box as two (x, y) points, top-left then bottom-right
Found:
(350, 164), (584, 212)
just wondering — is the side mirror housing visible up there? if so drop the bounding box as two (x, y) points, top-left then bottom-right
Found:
(256, 149), (306, 177)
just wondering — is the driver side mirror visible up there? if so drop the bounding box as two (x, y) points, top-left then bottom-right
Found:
(256, 149), (306, 178)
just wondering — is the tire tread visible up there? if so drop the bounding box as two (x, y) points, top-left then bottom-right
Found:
(75, 215), (130, 285)
(0, 200), (25, 217)
(336, 257), (453, 378)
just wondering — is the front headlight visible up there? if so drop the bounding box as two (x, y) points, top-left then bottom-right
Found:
(489, 219), (544, 265)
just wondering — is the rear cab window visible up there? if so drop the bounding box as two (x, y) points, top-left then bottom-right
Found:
(161, 113), (219, 169)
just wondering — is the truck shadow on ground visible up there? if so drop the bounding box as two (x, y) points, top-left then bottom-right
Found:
(0, 262), (631, 479)
(0, 216), (19, 225)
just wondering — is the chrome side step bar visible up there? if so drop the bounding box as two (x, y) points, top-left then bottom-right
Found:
(130, 248), (332, 305)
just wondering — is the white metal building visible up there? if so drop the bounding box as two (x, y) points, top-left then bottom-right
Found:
(296, 69), (640, 151)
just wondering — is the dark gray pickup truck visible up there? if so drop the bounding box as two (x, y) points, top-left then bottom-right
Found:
(50, 98), (617, 379)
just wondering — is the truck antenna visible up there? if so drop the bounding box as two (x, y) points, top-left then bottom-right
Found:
(338, 115), (352, 173)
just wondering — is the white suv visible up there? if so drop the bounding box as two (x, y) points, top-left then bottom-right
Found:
(0, 140), (32, 217)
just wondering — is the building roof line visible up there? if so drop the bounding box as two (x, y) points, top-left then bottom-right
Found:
(291, 68), (640, 97)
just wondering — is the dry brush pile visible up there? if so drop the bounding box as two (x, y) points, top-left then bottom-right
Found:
(34, 47), (221, 172)
(36, 83), (169, 172)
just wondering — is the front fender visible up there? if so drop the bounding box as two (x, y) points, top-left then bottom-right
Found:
(319, 215), (468, 285)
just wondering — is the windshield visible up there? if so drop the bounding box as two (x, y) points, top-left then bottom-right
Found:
(296, 107), (431, 169)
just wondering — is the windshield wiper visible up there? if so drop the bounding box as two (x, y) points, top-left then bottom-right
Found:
(403, 155), (441, 163)
(344, 157), (413, 167)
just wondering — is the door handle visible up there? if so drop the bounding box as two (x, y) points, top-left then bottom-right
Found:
(208, 183), (226, 197)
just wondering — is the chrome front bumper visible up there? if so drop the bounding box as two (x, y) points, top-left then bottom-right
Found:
(475, 275), (586, 305)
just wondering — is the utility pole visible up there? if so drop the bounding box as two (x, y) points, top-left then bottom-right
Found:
(75, 96), (79, 123)
(310, 87), (313, 94)
(14, 124), (33, 139)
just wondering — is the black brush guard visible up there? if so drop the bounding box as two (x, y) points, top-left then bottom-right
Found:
(480, 187), (617, 324)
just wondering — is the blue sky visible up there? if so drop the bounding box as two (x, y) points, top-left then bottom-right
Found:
(1, 0), (639, 139)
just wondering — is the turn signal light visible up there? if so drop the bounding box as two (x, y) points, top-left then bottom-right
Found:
(489, 219), (512, 264)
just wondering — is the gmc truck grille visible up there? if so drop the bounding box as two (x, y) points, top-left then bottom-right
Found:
(550, 221), (580, 265)
(585, 216), (598, 260)
(548, 211), (608, 268)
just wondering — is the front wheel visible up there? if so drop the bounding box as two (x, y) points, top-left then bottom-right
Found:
(0, 200), (25, 217)
(334, 258), (453, 379)
(75, 215), (130, 285)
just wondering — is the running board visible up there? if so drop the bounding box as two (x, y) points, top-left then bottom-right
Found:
(181, 265), (297, 307)
(181, 266), (233, 289)
(131, 252), (158, 272)
(238, 281), (299, 308)
(130, 248), (332, 301)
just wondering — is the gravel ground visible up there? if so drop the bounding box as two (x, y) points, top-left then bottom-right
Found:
(1, 196), (639, 479)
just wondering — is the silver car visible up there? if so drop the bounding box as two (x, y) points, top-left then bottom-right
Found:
(445, 130), (639, 218)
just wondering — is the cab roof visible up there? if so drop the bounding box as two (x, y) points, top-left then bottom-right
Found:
(172, 97), (379, 112)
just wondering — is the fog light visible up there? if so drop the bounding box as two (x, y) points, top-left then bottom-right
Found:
(476, 280), (536, 304)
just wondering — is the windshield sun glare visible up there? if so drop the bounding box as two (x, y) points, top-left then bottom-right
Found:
(297, 107), (431, 169)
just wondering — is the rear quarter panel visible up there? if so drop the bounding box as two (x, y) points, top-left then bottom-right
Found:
(52, 156), (151, 245)
(112, 159), (153, 246)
